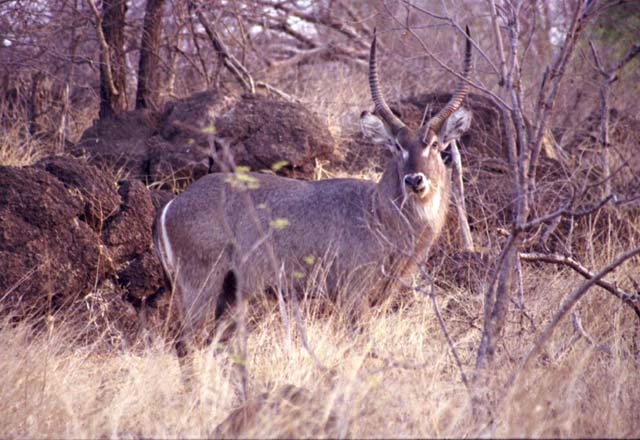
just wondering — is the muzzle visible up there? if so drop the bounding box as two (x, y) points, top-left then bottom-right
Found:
(403, 173), (428, 194)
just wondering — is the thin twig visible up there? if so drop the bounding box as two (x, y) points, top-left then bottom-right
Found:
(571, 311), (594, 345)
(255, 81), (299, 103)
(194, 6), (255, 93)
(86, 0), (119, 96)
(288, 288), (329, 373)
(504, 247), (640, 393)
(422, 268), (471, 389)
(383, 2), (512, 111)
(403, 0), (502, 76)
(517, 194), (615, 232)
(519, 251), (640, 318)
(449, 140), (475, 252)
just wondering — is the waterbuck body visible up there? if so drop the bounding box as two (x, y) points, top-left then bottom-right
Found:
(154, 28), (473, 337)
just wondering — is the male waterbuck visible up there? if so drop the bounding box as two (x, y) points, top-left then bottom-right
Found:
(154, 28), (473, 339)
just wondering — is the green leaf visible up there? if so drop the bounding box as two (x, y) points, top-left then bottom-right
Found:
(269, 218), (289, 229)
(271, 160), (289, 172)
(201, 125), (216, 135)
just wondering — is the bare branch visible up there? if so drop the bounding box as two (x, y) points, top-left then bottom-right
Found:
(262, 1), (369, 49)
(423, 271), (471, 390)
(614, 194), (640, 207)
(608, 42), (640, 81)
(487, 0), (508, 86)
(571, 311), (594, 346)
(194, 6), (255, 93)
(255, 81), (299, 102)
(589, 39), (640, 195)
(506, 246), (640, 391)
(519, 251), (640, 317)
(517, 193), (616, 232)
(403, 0), (502, 76)
(529, 1), (595, 185)
(86, 0), (119, 97)
(383, 4), (512, 111)
(265, 44), (367, 71)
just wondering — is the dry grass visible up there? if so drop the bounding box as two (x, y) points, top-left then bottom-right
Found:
(0, 85), (96, 168)
(1, 254), (638, 438)
(282, 62), (370, 138)
(0, 122), (46, 167)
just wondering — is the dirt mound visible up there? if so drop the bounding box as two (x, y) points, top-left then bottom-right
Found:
(0, 156), (163, 336)
(73, 90), (336, 189)
(102, 179), (163, 300)
(145, 135), (211, 190)
(0, 164), (107, 316)
(214, 95), (335, 176)
(36, 155), (121, 228)
(72, 89), (236, 187)
(73, 109), (159, 178)
(159, 89), (236, 146)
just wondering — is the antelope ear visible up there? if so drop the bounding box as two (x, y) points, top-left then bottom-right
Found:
(439, 107), (472, 148)
(360, 111), (394, 146)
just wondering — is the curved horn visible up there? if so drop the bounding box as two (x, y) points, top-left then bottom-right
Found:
(428, 26), (473, 133)
(369, 29), (405, 135)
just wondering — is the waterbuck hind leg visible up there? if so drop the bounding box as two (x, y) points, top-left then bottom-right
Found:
(216, 270), (238, 320)
(175, 333), (196, 389)
(173, 265), (245, 389)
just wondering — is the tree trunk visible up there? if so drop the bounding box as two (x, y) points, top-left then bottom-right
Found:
(99, 0), (128, 118)
(135, 0), (166, 110)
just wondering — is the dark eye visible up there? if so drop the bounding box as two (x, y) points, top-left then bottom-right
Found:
(424, 138), (437, 149)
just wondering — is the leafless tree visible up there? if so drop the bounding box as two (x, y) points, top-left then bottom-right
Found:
(87, 0), (128, 118)
(136, 0), (167, 110)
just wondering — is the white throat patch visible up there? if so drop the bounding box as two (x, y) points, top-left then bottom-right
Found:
(417, 183), (442, 224)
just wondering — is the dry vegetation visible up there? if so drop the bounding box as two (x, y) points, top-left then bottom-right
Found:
(1, 256), (638, 438)
(0, 118), (45, 167)
(1, 0), (639, 438)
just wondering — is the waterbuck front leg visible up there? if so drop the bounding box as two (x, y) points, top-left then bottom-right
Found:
(450, 139), (475, 252)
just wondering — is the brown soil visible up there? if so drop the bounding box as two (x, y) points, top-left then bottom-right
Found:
(214, 94), (335, 176)
(72, 90), (336, 189)
(0, 156), (163, 342)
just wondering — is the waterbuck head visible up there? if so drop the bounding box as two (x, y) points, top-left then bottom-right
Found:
(360, 27), (473, 214)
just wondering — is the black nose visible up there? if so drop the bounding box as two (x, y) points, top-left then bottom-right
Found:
(404, 174), (426, 192)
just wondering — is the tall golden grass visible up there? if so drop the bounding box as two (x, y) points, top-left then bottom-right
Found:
(1, 255), (638, 438)
(0, 122), (45, 167)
